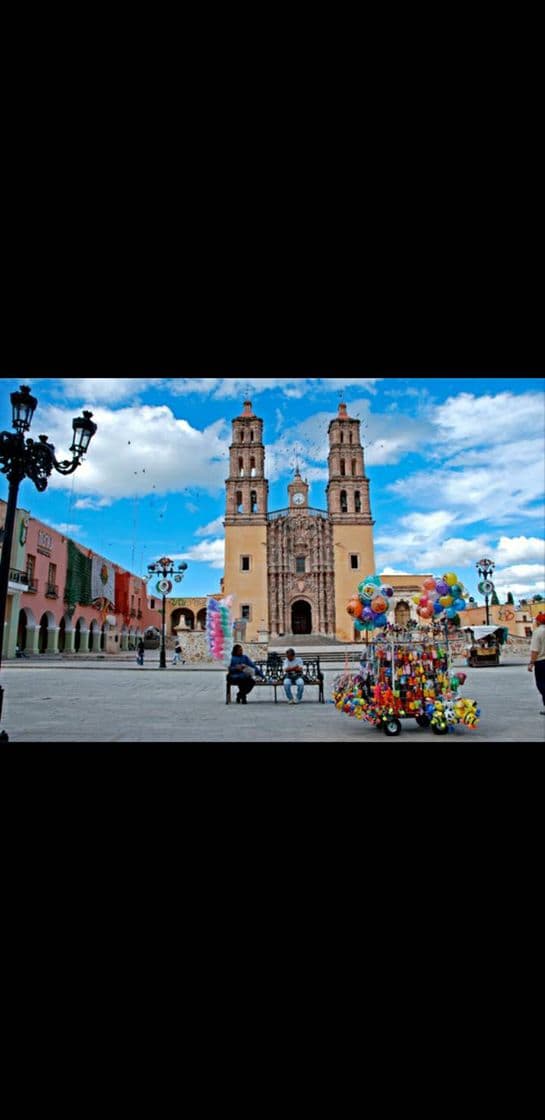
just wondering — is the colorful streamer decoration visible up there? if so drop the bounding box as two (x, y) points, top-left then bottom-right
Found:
(207, 596), (234, 661)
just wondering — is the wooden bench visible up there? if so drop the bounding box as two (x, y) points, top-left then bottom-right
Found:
(226, 657), (325, 704)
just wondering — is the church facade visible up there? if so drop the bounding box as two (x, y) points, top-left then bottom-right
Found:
(224, 400), (379, 643)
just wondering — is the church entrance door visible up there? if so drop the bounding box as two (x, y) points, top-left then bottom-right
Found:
(292, 600), (312, 635)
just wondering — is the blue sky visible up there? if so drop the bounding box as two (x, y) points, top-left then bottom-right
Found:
(1, 375), (544, 604)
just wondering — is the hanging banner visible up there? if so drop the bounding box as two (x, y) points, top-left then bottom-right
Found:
(91, 553), (116, 605)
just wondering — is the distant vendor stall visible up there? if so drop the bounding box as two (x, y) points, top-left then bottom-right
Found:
(463, 625), (508, 667)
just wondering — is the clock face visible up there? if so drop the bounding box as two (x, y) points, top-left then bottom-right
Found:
(292, 493), (305, 506)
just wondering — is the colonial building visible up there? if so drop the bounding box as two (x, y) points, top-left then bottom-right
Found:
(224, 400), (380, 642)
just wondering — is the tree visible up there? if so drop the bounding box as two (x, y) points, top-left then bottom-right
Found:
(533, 594), (543, 602)
(491, 589), (500, 605)
(506, 591), (515, 605)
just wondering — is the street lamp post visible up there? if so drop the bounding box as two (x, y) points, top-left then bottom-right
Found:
(147, 557), (188, 669)
(0, 385), (97, 740)
(476, 557), (496, 626)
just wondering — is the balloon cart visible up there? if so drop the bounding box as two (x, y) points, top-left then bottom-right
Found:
(337, 571), (481, 737)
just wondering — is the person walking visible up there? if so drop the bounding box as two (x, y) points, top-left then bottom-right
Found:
(228, 643), (264, 704)
(283, 648), (305, 704)
(528, 611), (545, 713)
(172, 642), (184, 666)
(136, 639), (145, 667)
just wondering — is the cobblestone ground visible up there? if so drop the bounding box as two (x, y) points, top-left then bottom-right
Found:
(1, 661), (543, 742)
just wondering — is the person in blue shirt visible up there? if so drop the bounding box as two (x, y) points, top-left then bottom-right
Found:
(228, 644), (265, 704)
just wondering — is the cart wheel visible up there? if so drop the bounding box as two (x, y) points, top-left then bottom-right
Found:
(416, 714), (430, 728)
(432, 722), (449, 735)
(383, 717), (402, 737)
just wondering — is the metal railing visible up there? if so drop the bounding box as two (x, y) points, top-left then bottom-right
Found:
(45, 584), (59, 599)
(9, 568), (29, 586)
(268, 507), (328, 521)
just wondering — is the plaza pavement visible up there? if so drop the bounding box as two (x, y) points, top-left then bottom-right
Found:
(1, 656), (544, 742)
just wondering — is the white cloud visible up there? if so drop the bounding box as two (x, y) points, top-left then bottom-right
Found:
(495, 536), (545, 565)
(36, 378), (167, 404)
(50, 522), (83, 535)
(167, 377), (382, 400)
(196, 517), (225, 537)
(175, 538), (225, 569)
(433, 391), (545, 448)
(34, 404), (231, 502)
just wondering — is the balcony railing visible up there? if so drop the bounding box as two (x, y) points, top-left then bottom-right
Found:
(137, 610), (143, 619)
(268, 507), (328, 521)
(9, 568), (29, 586)
(130, 609), (137, 618)
(45, 584), (59, 599)
(26, 578), (39, 593)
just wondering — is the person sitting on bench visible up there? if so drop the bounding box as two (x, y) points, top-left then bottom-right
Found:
(283, 648), (305, 704)
(228, 644), (265, 704)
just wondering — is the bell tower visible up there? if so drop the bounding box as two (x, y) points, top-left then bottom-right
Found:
(288, 467), (309, 512)
(327, 402), (376, 641)
(224, 401), (269, 641)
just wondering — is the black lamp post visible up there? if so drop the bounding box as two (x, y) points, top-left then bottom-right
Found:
(0, 385), (97, 740)
(147, 556), (188, 669)
(476, 557), (496, 626)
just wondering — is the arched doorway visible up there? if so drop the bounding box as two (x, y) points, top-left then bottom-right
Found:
(291, 600), (312, 635)
(100, 624), (106, 652)
(17, 609), (28, 653)
(39, 613), (50, 654)
(58, 618), (66, 653)
(197, 608), (207, 631)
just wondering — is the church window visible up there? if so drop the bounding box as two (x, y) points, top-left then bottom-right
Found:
(296, 556), (306, 574)
(250, 457), (256, 477)
(236, 491), (243, 513)
(349, 432), (353, 444)
(340, 490), (348, 513)
(241, 556), (251, 572)
(251, 490), (258, 513)
(350, 554), (359, 570)
(240, 430), (244, 441)
(340, 431), (344, 443)
(340, 459), (346, 476)
(241, 604), (252, 621)
(250, 430), (254, 442)
(354, 491), (361, 513)
(351, 459), (357, 476)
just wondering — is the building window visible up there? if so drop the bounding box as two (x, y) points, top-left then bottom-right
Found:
(350, 554), (359, 570)
(241, 556), (251, 572)
(296, 556), (306, 574)
(349, 432), (353, 444)
(241, 604), (252, 621)
(240, 430), (244, 441)
(340, 490), (348, 513)
(27, 554), (36, 582)
(251, 490), (258, 514)
(150, 598), (156, 610)
(250, 430), (254, 443)
(238, 457), (244, 477)
(250, 457), (256, 477)
(236, 490), (243, 513)
(340, 430), (344, 443)
(354, 491), (361, 513)
(351, 459), (357, 476)
(340, 459), (346, 476)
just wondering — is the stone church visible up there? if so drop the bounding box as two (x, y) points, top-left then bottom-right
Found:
(224, 399), (383, 643)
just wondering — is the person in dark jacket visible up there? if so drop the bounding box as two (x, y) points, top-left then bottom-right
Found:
(228, 644), (265, 704)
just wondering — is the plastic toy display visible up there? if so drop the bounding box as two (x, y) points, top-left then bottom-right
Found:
(334, 631), (480, 737)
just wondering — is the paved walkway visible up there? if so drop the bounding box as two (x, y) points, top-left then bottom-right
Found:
(1, 661), (543, 742)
